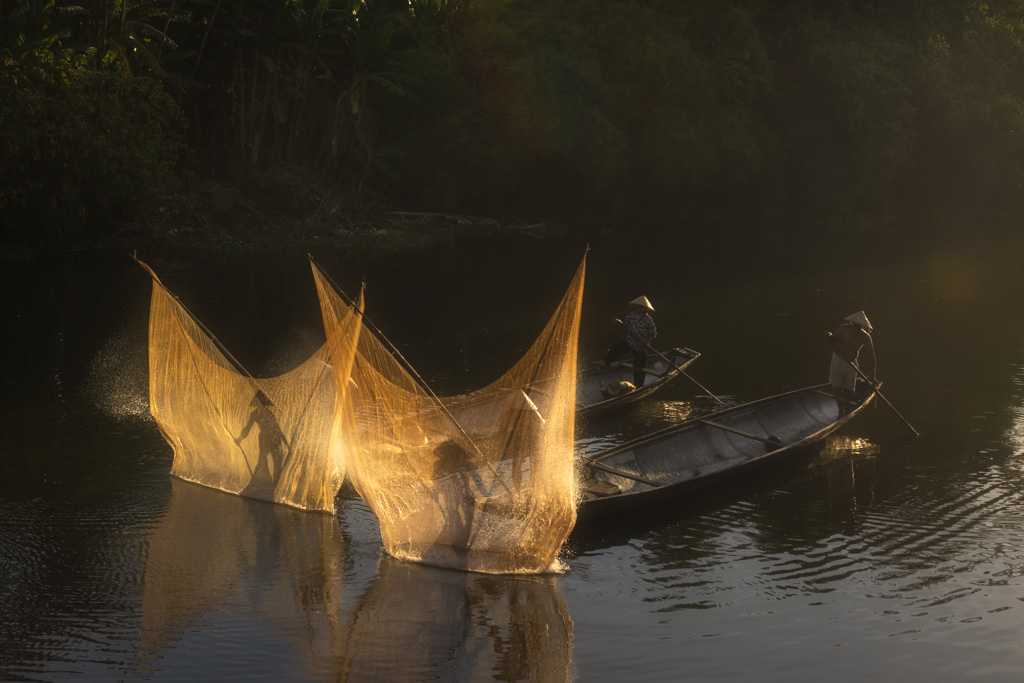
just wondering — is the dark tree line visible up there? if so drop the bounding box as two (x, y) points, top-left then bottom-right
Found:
(3, 0), (1024, 246)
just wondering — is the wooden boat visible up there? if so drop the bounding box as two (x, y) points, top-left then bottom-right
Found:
(578, 382), (877, 517)
(574, 347), (701, 417)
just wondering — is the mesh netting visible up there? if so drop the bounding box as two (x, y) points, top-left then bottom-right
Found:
(142, 259), (349, 512)
(312, 257), (586, 574)
(141, 255), (585, 573)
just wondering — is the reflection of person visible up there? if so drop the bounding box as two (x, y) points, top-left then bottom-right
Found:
(600, 296), (657, 388)
(825, 311), (877, 412)
(236, 389), (289, 493)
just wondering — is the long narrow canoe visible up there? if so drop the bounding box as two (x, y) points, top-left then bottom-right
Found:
(578, 382), (877, 517)
(574, 347), (701, 417)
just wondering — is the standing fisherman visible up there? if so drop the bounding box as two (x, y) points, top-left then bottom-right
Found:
(825, 310), (878, 413)
(600, 296), (657, 388)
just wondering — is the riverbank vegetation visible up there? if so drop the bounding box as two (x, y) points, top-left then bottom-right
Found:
(3, 0), (1024, 250)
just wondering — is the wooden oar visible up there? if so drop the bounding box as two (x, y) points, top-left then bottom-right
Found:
(827, 337), (919, 437)
(615, 320), (726, 405)
(673, 361), (726, 406)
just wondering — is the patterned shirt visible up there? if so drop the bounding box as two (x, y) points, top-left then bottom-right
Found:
(624, 310), (657, 352)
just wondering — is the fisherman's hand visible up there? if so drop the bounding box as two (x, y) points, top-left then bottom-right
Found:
(612, 318), (623, 325)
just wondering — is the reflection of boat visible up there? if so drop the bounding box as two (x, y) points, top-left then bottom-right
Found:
(573, 347), (701, 417)
(337, 557), (573, 682)
(579, 383), (877, 517)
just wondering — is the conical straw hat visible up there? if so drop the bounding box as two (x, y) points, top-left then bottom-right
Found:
(629, 296), (654, 311)
(844, 310), (872, 332)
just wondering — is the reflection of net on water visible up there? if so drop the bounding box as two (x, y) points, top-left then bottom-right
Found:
(139, 479), (348, 677)
(336, 557), (574, 682)
(140, 258), (352, 512)
(313, 257), (585, 574)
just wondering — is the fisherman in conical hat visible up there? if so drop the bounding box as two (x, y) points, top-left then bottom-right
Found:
(598, 295), (658, 389)
(825, 310), (877, 413)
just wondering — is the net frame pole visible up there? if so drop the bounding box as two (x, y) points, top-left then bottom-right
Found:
(309, 255), (513, 495)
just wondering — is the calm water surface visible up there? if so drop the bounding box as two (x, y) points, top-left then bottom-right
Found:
(3, 231), (1024, 681)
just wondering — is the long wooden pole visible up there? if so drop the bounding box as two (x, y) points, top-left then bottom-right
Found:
(827, 336), (919, 437)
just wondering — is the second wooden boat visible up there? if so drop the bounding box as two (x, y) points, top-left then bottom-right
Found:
(575, 347), (701, 417)
(579, 382), (877, 516)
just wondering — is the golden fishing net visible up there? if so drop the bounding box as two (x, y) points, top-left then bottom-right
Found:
(141, 259), (353, 512)
(312, 257), (586, 574)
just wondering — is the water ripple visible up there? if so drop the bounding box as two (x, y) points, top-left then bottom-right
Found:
(592, 449), (1024, 630)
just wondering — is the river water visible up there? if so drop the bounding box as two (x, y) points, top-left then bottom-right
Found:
(3, 230), (1024, 681)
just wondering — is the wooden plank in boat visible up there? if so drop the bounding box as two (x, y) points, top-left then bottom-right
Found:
(582, 457), (662, 487)
(698, 419), (785, 447)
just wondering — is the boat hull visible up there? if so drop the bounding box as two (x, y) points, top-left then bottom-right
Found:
(578, 383), (876, 517)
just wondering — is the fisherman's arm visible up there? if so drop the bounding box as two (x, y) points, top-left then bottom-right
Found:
(824, 326), (848, 358)
(236, 414), (257, 443)
(644, 318), (657, 345)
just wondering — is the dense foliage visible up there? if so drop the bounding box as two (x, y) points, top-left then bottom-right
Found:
(0, 48), (189, 245)
(4, 0), (1024, 246)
